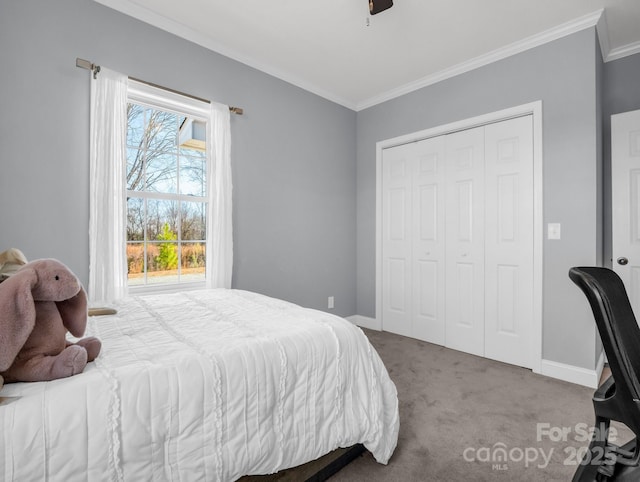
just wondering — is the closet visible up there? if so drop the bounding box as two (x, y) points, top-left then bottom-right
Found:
(381, 115), (534, 368)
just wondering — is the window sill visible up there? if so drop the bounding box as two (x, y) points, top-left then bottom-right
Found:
(128, 281), (207, 296)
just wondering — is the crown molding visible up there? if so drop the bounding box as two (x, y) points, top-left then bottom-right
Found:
(595, 9), (640, 62)
(595, 8), (611, 62)
(92, 0), (358, 110)
(356, 9), (605, 110)
(606, 40), (640, 62)
(93, 2), (639, 113)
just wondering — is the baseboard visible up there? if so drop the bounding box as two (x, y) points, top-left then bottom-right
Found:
(348, 316), (605, 389)
(346, 315), (381, 331)
(540, 352), (605, 388)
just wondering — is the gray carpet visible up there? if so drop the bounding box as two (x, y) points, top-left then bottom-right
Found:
(329, 328), (632, 482)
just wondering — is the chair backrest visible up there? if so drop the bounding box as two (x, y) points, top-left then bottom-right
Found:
(569, 267), (640, 406)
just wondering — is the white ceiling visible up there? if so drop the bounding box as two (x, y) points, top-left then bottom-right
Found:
(95, 0), (640, 111)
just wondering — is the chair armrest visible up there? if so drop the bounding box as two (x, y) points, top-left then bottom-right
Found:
(594, 375), (615, 402)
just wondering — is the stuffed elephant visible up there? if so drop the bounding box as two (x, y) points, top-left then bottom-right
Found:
(0, 259), (101, 386)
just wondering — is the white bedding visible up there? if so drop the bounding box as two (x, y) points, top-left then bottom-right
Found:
(0, 289), (399, 481)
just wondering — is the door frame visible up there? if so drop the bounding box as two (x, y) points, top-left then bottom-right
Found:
(375, 101), (543, 374)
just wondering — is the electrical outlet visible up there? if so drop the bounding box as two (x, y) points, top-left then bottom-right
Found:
(328, 296), (335, 309)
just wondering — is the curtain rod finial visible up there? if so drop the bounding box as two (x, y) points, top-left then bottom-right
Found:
(76, 58), (100, 79)
(76, 58), (92, 70)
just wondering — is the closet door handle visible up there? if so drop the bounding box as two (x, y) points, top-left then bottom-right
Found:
(618, 257), (629, 266)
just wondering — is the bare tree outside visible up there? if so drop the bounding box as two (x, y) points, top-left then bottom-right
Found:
(126, 103), (207, 286)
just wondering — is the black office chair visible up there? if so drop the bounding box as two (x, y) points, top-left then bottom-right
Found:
(569, 267), (640, 481)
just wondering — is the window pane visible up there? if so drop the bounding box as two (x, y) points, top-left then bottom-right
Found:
(147, 242), (179, 284)
(146, 151), (177, 193)
(127, 242), (145, 285)
(180, 155), (206, 196)
(126, 148), (145, 192)
(126, 104), (145, 148)
(181, 242), (206, 282)
(146, 199), (178, 241)
(127, 197), (144, 241)
(178, 117), (206, 154)
(180, 145), (207, 158)
(146, 110), (178, 152)
(181, 202), (206, 241)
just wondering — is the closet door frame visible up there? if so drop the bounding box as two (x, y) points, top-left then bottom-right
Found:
(374, 101), (543, 375)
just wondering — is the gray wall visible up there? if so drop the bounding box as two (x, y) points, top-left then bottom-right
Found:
(602, 52), (640, 269)
(0, 0), (633, 372)
(0, 0), (357, 316)
(356, 29), (602, 370)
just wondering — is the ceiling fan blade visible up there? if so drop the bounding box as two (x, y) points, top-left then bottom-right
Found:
(369, 0), (393, 15)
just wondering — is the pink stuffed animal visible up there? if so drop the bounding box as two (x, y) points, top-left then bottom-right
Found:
(0, 259), (101, 386)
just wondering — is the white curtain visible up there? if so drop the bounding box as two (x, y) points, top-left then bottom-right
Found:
(88, 68), (128, 304)
(207, 102), (233, 289)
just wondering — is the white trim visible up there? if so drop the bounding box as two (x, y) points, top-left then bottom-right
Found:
(606, 40), (640, 62)
(595, 9), (611, 62)
(349, 316), (605, 389)
(594, 9), (640, 62)
(127, 79), (209, 119)
(357, 10), (604, 111)
(531, 103), (544, 375)
(129, 281), (206, 295)
(346, 315), (381, 331)
(540, 351), (605, 388)
(375, 101), (544, 372)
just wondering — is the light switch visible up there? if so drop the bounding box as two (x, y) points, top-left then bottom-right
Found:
(548, 223), (561, 240)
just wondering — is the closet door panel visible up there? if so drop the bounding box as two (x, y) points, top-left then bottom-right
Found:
(484, 115), (534, 368)
(382, 143), (414, 337)
(445, 127), (485, 357)
(413, 136), (446, 344)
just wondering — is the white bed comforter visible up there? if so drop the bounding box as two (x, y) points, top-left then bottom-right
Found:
(0, 289), (399, 481)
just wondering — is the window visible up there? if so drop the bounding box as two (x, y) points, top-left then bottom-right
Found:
(126, 82), (210, 291)
(89, 70), (231, 303)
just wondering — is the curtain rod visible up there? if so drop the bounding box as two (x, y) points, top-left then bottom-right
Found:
(75, 58), (243, 115)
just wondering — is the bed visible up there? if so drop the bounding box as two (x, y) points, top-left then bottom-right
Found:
(0, 289), (399, 481)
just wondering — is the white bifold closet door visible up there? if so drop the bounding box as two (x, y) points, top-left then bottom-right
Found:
(381, 115), (534, 368)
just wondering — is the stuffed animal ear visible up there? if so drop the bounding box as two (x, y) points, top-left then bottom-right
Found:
(57, 286), (88, 338)
(0, 267), (38, 371)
